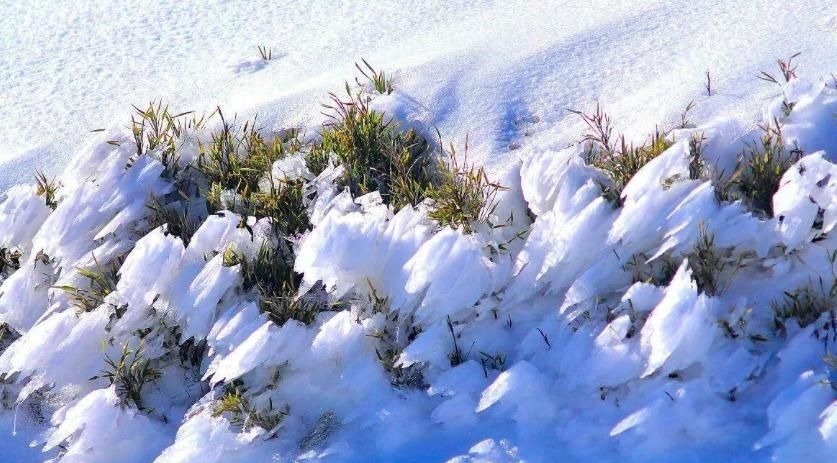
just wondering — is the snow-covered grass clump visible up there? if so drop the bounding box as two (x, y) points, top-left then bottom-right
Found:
(0, 61), (835, 463)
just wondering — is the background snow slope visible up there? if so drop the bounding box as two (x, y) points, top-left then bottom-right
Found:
(2, 0), (836, 191)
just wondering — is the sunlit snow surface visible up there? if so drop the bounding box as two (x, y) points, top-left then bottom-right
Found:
(1, 1), (837, 462)
(2, 0), (837, 190)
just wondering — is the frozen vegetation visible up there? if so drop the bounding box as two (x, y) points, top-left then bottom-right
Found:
(0, 51), (834, 463)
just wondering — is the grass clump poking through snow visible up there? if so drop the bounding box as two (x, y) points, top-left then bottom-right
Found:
(757, 52), (802, 116)
(772, 250), (837, 332)
(34, 170), (60, 210)
(688, 225), (734, 296)
(355, 58), (393, 95)
(55, 257), (121, 313)
(213, 386), (287, 433)
(198, 111), (310, 236)
(772, 282), (837, 332)
(428, 139), (505, 233)
(718, 123), (800, 217)
(91, 342), (161, 410)
(315, 87), (435, 209)
(366, 289), (426, 389)
(145, 196), (202, 246)
(687, 133), (708, 180)
(625, 225), (740, 295)
(129, 101), (200, 178)
(223, 245), (327, 326)
(257, 45), (273, 61)
(569, 103), (671, 205)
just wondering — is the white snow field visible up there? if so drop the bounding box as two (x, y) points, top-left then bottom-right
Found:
(1, 1), (837, 462)
(2, 0), (837, 191)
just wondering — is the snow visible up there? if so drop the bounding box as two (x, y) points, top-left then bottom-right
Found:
(1, 1), (837, 463)
(3, 0), (837, 192)
(43, 387), (171, 463)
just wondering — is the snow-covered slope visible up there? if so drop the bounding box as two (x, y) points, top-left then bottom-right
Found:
(0, 62), (836, 461)
(1, 2), (837, 463)
(2, 0), (836, 192)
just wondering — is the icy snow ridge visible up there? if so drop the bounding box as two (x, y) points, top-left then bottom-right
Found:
(0, 74), (835, 463)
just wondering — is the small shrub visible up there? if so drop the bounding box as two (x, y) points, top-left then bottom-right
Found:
(34, 170), (59, 210)
(91, 342), (161, 410)
(718, 123), (799, 217)
(213, 387), (286, 433)
(355, 58), (393, 95)
(427, 141), (504, 233)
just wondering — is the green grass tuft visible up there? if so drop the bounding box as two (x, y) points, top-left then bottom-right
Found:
(223, 244), (328, 326)
(213, 386), (287, 433)
(569, 104), (672, 206)
(317, 88), (434, 209)
(688, 225), (734, 296)
(427, 140), (505, 233)
(129, 101), (200, 177)
(772, 281), (836, 332)
(54, 257), (121, 314)
(718, 123), (800, 217)
(198, 110), (310, 236)
(355, 58), (393, 95)
(90, 342), (161, 410)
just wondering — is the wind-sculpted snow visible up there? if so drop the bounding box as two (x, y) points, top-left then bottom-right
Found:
(0, 76), (835, 463)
